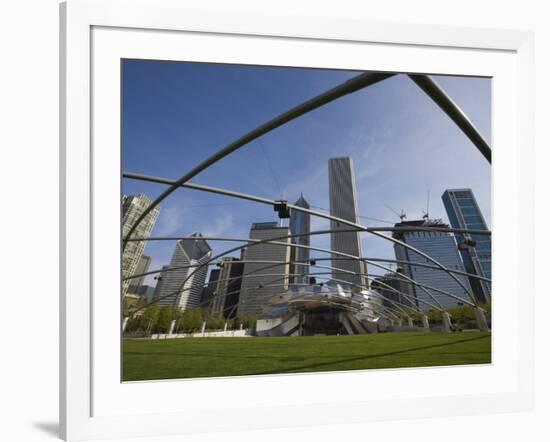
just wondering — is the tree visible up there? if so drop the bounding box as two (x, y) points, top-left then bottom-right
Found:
(216, 314), (226, 330)
(191, 307), (204, 331)
(155, 306), (173, 333)
(446, 304), (490, 329)
(235, 314), (257, 330)
(180, 309), (193, 332)
(123, 316), (141, 335)
(426, 308), (443, 325)
(180, 306), (203, 332)
(174, 309), (185, 333)
(123, 295), (145, 317)
(139, 304), (159, 334)
(401, 311), (423, 326)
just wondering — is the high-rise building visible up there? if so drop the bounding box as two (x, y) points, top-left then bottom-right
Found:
(238, 222), (291, 317)
(127, 254), (152, 294)
(371, 273), (411, 308)
(121, 194), (160, 297)
(289, 194), (310, 284)
(393, 219), (473, 310)
(156, 233), (212, 311)
(210, 257), (245, 318)
(328, 157), (367, 288)
(152, 265), (169, 301)
(135, 285), (156, 303)
(442, 189), (491, 304)
(200, 268), (220, 311)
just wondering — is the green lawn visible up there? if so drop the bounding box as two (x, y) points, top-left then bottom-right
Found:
(122, 332), (491, 381)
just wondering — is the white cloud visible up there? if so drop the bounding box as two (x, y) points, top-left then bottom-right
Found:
(154, 207), (185, 236)
(202, 212), (235, 238)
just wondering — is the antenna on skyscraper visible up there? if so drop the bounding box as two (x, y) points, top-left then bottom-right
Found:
(384, 204), (407, 222)
(422, 189), (431, 220)
(426, 189), (431, 217)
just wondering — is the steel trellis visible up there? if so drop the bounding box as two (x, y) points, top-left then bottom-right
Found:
(124, 251), (491, 285)
(126, 227), (480, 315)
(123, 171), (486, 305)
(122, 71), (395, 248)
(129, 232), (471, 316)
(123, 72), (491, 247)
(122, 71), (493, 321)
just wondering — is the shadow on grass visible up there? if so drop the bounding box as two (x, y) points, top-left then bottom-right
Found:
(246, 334), (491, 375)
(124, 350), (275, 360)
(124, 334), (490, 377)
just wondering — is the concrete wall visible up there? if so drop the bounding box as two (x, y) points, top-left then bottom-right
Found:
(151, 329), (250, 339)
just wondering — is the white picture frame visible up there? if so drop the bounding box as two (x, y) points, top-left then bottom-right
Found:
(60, 0), (534, 440)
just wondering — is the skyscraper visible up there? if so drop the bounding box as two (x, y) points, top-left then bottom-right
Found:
(121, 194), (160, 297)
(135, 285), (156, 303)
(127, 254), (152, 295)
(442, 189), (491, 304)
(152, 265), (169, 301)
(371, 273), (409, 308)
(289, 194), (310, 284)
(201, 268), (220, 311)
(156, 233), (212, 311)
(393, 219), (473, 309)
(238, 222), (291, 317)
(328, 157), (367, 288)
(210, 257), (244, 318)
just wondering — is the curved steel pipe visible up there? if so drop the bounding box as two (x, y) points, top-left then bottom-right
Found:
(124, 228), (491, 283)
(366, 229), (477, 305)
(123, 173), (491, 240)
(130, 271), (299, 315)
(302, 262), (447, 310)
(408, 74), (491, 162)
(283, 204), (479, 304)
(124, 246), (491, 285)
(360, 260), (443, 309)
(128, 260), (431, 327)
(132, 227), (478, 313)
(137, 258), (433, 320)
(124, 172), (484, 306)
(122, 71), (395, 247)
(362, 257), (492, 283)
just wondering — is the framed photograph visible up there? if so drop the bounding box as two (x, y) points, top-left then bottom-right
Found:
(60, 0), (534, 440)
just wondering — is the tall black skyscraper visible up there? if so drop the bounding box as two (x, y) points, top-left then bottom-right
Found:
(289, 194), (310, 284)
(209, 257), (244, 318)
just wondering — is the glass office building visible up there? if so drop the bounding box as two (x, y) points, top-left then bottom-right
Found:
(442, 189), (491, 304)
(393, 219), (473, 310)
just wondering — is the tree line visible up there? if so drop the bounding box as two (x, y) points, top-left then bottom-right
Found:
(401, 303), (491, 330)
(123, 298), (257, 336)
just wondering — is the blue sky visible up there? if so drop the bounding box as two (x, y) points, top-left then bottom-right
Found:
(122, 59), (491, 286)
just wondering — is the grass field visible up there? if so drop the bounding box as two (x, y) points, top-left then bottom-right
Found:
(122, 332), (491, 381)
